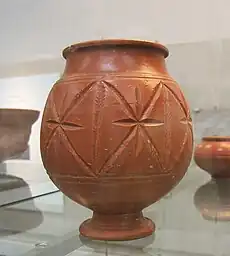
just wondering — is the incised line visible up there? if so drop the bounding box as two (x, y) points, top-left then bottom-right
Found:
(62, 80), (96, 122)
(163, 82), (189, 119)
(58, 72), (174, 82)
(59, 126), (96, 177)
(92, 81), (107, 172)
(43, 125), (59, 164)
(135, 86), (141, 118)
(102, 80), (136, 119)
(99, 126), (137, 175)
(163, 85), (171, 169)
(113, 118), (164, 127)
(140, 82), (163, 120)
(141, 125), (165, 172)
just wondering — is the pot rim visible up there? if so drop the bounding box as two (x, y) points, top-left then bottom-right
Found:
(0, 108), (40, 125)
(0, 108), (40, 116)
(62, 39), (169, 59)
(202, 136), (230, 142)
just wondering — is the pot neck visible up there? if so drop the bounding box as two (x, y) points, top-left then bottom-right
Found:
(63, 46), (169, 77)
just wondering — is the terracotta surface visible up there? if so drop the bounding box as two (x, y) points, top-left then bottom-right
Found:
(194, 179), (230, 221)
(194, 136), (230, 178)
(0, 109), (39, 162)
(40, 39), (193, 241)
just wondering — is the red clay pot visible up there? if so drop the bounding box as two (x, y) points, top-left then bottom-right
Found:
(194, 136), (230, 178)
(40, 39), (193, 241)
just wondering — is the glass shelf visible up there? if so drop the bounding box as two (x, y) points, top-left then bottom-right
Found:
(1, 164), (229, 256)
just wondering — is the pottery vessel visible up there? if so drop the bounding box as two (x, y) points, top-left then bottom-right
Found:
(40, 39), (193, 241)
(0, 109), (39, 162)
(194, 136), (230, 178)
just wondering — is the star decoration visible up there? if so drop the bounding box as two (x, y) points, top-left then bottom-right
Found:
(113, 118), (164, 157)
(43, 79), (192, 177)
(47, 119), (83, 131)
(109, 81), (164, 160)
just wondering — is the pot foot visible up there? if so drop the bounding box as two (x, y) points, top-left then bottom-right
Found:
(79, 212), (155, 241)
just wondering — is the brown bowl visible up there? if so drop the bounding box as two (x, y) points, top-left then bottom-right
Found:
(194, 136), (230, 178)
(0, 108), (39, 162)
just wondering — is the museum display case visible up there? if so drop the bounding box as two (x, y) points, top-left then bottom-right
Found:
(1, 0), (230, 255)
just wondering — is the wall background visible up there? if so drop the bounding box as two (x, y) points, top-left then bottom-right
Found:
(0, 0), (230, 171)
(0, 0), (226, 64)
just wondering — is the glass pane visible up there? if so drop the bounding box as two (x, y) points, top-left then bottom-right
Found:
(1, 1), (230, 256)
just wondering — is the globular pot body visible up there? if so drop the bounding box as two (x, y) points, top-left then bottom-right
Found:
(40, 39), (193, 241)
(194, 136), (230, 178)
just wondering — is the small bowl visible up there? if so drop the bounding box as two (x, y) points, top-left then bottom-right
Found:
(194, 136), (230, 178)
(0, 108), (39, 162)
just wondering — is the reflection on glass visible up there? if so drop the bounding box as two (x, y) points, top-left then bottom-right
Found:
(194, 136), (230, 221)
(79, 234), (155, 256)
(194, 179), (230, 221)
(0, 194), (43, 235)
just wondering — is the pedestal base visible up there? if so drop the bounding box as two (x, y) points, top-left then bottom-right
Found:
(79, 212), (155, 241)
